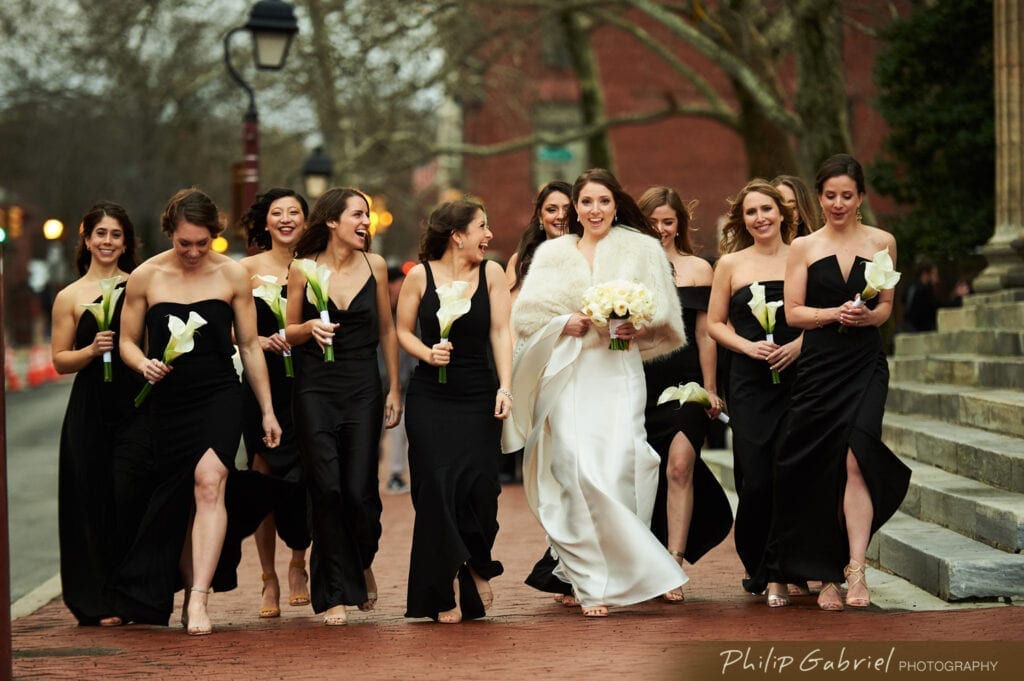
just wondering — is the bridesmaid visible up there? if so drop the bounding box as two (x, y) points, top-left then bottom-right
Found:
(637, 186), (732, 602)
(505, 181), (571, 302)
(285, 187), (402, 626)
(707, 179), (801, 607)
(239, 188), (312, 618)
(773, 175), (822, 238)
(397, 198), (512, 623)
(51, 202), (141, 626)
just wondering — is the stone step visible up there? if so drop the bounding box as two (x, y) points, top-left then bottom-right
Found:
(868, 511), (1024, 601)
(894, 328), (1024, 357)
(890, 353), (1024, 389)
(961, 289), (1024, 307)
(702, 449), (1024, 600)
(882, 412), (1024, 494)
(898, 457), (1024, 552)
(887, 382), (1024, 438)
(938, 301), (1024, 331)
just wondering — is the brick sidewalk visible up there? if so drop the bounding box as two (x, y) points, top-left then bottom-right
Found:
(11, 483), (1023, 680)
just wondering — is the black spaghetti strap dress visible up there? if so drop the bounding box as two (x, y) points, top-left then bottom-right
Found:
(58, 286), (148, 624)
(241, 292), (309, 552)
(110, 299), (266, 624)
(755, 256), (911, 590)
(404, 263), (503, 621)
(726, 281), (800, 592)
(292, 259), (383, 613)
(644, 285), (733, 563)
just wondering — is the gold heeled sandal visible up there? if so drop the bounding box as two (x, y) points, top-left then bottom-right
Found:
(817, 582), (844, 611)
(259, 572), (281, 618)
(186, 587), (213, 636)
(661, 550), (686, 603)
(843, 561), (870, 608)
(288, 559), (310, 607)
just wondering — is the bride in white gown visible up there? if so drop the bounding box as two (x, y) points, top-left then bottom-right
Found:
(505, 168), (687, 617)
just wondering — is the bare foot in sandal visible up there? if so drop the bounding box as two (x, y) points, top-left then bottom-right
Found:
(438, 578), (461, 624)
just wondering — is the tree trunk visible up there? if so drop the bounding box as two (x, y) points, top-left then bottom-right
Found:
(561, 10), (615, 171)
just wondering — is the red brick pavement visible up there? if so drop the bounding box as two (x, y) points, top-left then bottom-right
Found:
(11, 484), (1024, 680)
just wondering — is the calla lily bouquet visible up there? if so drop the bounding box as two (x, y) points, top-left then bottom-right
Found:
(435, 280), (472, 383)
(657, 382), (730, 423)
(80, 276), (123, 382)
(581, 279), (655, 350)
(252, 274), (293, 377)
(747, 282), (783, 384)
(134, 310), (207, 407)
(842, 250), (901, 333)
(293, 258), (335, 362)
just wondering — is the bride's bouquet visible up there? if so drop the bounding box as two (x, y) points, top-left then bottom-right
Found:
(581, 279), (655, 350)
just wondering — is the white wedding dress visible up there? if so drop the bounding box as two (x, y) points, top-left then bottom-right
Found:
(505, 229), (688, 607)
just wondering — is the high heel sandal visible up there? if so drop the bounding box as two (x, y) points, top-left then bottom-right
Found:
(259, 572), (281, 619)
(186, 588), (213, 636)
(843, 561), (870, 608)
(581, 604), (609, 618)
(359, 567), (378, 612)
(661, 550), (685, 603)
(468, 566), (493, 613)
(817, 582), (844, 611)
(288, 559), (310, 607)
(323, 604), (348, 626)
(438, 578), (462, 624)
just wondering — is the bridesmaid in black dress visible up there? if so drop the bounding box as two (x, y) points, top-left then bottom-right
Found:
(116, 188), (282, 635)
(770, 155), (910, 611)
(239, 188), (312, 618)
(285, 187), (402, 626)
(707, 179), (801, 607)
(638, 187), (732, 602)
(396, 198), (513, 623)
(50, 202), (143, 626)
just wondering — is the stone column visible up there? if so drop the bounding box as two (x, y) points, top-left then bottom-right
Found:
(976, 1), (1024, 291)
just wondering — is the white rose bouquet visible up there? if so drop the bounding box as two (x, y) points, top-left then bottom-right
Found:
(581, 279), (655, 350)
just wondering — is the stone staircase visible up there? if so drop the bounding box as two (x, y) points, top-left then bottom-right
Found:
(706, 289), (1024, 601)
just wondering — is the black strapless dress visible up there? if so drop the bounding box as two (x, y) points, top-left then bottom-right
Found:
(755, 256), (911, 589)
(644, 286), (732, 563)
(726, 281), (800, 592)
(292, 266), (384, 613)
(110, 299), (279, 624)
(241, 294), (309, 551)
(404, 263), (503, 621)
(58, 287), (149, 624)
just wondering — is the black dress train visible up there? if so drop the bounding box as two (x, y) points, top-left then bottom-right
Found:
(756, 256), (911, 589)
(292, 260), (383, 613)
(241, 294), (310, 552)
(726, 281), (800, 592)
(404, 263), (503, 621)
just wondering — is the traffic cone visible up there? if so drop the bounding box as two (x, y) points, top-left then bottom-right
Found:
(4, 348), (22, 391)
(26, 344), (56, 387)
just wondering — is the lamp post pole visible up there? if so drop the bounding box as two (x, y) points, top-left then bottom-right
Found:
(224, 27), (262, 213)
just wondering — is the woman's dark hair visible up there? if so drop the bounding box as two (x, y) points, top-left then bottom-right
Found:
(719, 179), (796, 254)
(511, 181), (571, 291)
(637, 186), (699, 255)
(160, 188), (222, 238)
(566, 168), (659, 240)
(242, 188), (309, 251)
(418, 198), (486, 262)
(814, 153), (866, 195)
(74, 201), (140, 276)
(294, 187), (369, 258)
(772, 174), (822, 237)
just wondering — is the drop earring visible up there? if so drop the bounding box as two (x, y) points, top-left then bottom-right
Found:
(856, 209), (863, 223)
(614, 211), (618, 224)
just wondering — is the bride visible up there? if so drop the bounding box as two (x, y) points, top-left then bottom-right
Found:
(505, 168), (687, 617)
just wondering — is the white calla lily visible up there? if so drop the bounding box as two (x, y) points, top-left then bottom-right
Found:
(657, 381), (730, 423)
(748, 281), (784, 384)
(435, 280), (472, 383)
(134, 311), (207, 406)
(252, 274), (293, 377)
(860, 249), (901, 301)
(80, 275), (123, 381)
(293, 258), (335, 361)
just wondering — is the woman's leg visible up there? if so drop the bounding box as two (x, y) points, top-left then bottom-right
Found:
(251, 454), (281, 617)
(185, 449), (228, 634)
(842, 449), (873, 606)
(664, 432), (695, 601)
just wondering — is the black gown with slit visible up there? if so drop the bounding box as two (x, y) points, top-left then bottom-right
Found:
(404, 263), (503, 621)
(754, 256), (911, 590)
(292, 262), (383, 613)
(644, 286), (733, 563)
(241, 294), (310, 552)
(58, 287), (148, 624)
(110, 299), (277, 625)
(726, 281), (800, 592)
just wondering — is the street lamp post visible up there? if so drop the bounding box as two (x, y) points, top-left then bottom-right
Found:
(301, 146), (334, 200)
(224, 0), (299, 214)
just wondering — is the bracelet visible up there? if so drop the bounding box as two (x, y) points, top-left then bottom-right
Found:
(497, 387), (513, 400)
(814, 309), (822, 328)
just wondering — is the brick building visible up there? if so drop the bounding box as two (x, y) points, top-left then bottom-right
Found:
(454, 3), (907, 261)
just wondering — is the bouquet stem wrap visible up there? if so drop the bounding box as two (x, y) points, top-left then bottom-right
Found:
(319, 310), (335, 362)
